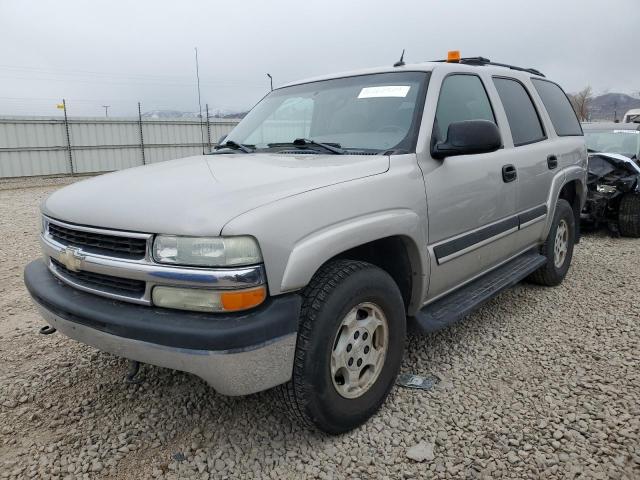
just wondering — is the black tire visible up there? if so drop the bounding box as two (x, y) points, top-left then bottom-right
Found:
(528, 199), (575, 286)
(277, 260), (406, 434)
(618, 193), (640, 238)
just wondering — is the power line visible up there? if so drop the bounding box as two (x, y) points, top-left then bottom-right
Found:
(0, 73), (264, 88)
(0, 65), (265, 88)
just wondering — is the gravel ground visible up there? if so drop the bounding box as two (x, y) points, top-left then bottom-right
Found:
(1, 176), (639, 480)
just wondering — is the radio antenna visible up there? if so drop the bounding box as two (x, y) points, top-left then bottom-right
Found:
(393, 49), (405, 67)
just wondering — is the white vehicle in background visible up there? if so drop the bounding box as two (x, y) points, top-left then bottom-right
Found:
(623, 109), (640, 124)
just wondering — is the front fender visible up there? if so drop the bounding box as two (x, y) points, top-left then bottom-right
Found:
(220, 155), (430, 309)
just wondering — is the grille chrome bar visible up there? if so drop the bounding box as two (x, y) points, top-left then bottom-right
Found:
(48, 258), (149, 305)
(51, 258), (146, 296)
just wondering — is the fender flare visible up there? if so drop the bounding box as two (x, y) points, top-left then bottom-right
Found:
(543, 165), (587, 238)
(279, 209), (428, 310)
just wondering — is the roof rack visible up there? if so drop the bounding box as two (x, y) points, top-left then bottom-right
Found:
(431, 56), (545, 77)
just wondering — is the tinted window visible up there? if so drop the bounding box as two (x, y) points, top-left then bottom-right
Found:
(493, 78), (545, 146)
(532, 79), (582, 136)
(434, 74), (495, 141)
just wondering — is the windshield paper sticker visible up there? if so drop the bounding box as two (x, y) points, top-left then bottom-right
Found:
(613, 130), (639, 134)
(358, 85), (410, 99)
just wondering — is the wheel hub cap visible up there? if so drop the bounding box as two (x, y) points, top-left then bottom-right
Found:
(554, 219), (569, 268)
(331, 302), (389, 399)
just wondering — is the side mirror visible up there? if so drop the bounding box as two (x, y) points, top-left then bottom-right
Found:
(432, 120), (502, 159)
(218, 134), (227, 144)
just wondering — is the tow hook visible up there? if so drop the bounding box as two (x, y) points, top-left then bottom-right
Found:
(125, 360), (143, 384)
(39, 325), (57, 335)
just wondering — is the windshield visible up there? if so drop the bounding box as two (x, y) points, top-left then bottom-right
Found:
(585, 129), (640, 159)
(225, 71), (429, 153)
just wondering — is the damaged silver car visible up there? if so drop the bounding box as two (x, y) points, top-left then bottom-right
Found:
(582, 122), (640, 237)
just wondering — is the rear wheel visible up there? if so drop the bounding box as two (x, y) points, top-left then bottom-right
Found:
(528, 199), (575, 286)
(618, 193), (640, 238)
(277, 260), (406, 434)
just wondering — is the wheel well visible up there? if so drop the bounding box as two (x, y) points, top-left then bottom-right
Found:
(558, 180), (582, 242)
(331, 236), (414, 312)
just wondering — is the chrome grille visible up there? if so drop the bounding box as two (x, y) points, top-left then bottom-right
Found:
(48, 222), (147, 260)
(51, 258), (146, 297)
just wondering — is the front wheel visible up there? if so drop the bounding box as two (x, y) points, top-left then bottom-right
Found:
(278, 260), (406, 434)
(528, 199), (575, 286)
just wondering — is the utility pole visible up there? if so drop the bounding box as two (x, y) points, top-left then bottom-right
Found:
(102, 105), (110, 117)
(137, 102), (146, 165)
(266, 73), (273, 92)
(62, 99), (74, 174)
(205, 103), (212, 153)
(195, 47), (205, 155)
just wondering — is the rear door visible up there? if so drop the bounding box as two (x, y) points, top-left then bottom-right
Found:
(418, 71), (519, 301)
(490, 76), (552, 249)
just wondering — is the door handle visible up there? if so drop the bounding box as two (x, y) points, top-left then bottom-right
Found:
(547, 155), (558, 170)
(502, 164), (517, 183)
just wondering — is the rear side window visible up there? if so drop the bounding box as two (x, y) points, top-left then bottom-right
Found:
(434, 74), (495, 141)
(493, 77), (545, 146)
(532, 79), (582, 136)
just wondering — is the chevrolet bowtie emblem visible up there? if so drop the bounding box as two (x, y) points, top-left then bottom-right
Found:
(59, 247), (85, 272)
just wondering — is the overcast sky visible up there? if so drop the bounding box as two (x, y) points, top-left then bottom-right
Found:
(1, 0), (638, 117)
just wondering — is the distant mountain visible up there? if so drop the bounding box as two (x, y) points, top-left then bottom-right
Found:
(589, 93), (640, 121)
(141, 109), (247, 119)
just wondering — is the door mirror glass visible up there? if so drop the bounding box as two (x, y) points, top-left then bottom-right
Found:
(432, 120), (502, 159)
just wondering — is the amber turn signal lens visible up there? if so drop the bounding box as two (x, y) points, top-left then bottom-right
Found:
(221, 286), (267, 312)
(447, 50), (461, 63)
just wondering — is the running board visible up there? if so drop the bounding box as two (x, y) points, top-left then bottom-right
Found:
(411, 249), (546, 333)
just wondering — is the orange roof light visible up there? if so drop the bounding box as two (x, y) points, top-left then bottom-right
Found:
(447, 50), (461, 63)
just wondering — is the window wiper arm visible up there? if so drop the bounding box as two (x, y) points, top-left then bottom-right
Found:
(292, 138), (346, 155)
(214, 140), (254, 153)
(587, 148), (600, 153)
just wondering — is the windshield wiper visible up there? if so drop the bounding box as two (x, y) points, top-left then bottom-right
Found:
(268, 138), (346, 155)
(214, 140), (254, 153)
(587, 148), (600, 153)
(294, 138), (346, 154)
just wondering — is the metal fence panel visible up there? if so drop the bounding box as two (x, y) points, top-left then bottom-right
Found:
(73, 147), (142, 174)
(0, 116), (240, 178)
(0, 149), (70, 177)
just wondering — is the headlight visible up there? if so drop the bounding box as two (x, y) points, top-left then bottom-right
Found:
(152, 285), (266, 312)
(153, 235), (262, 267)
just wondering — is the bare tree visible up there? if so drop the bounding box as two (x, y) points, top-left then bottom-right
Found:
(568, 86), (593, 121)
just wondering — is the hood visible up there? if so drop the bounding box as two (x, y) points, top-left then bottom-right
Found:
(589, 152), (640, 175)
(43, 153), (389, 236)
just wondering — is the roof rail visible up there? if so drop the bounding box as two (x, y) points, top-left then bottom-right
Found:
(430, 56), (545, 77)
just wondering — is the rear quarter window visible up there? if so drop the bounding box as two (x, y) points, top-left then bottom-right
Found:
(532, 79), (582, 136)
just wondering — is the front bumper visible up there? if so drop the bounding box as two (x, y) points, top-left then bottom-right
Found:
(24, 259), (301, 395)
